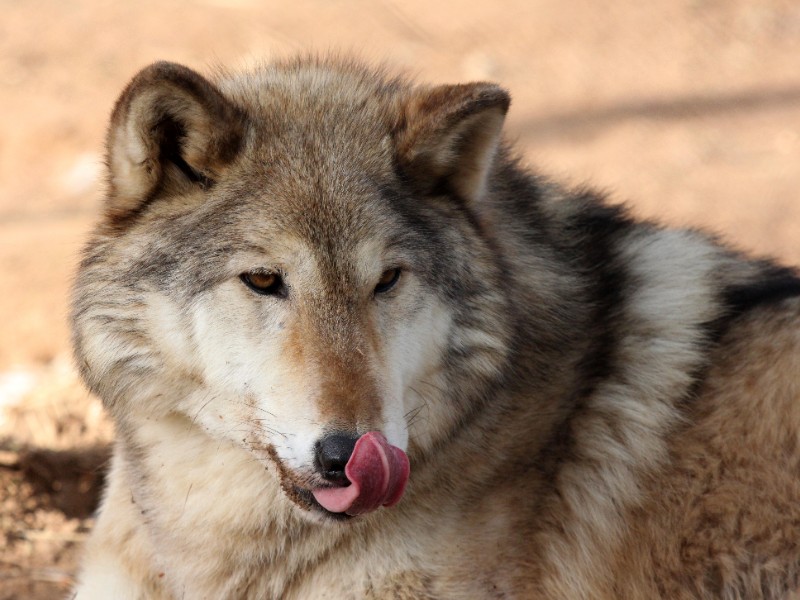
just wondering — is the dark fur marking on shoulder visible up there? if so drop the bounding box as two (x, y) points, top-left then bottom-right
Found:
(702, 265), (800, 348)
(724, 266), (800, 314)
(684, 265), (800, 407)
(563, 198), (635, 388)
(536, 195), (636, 483)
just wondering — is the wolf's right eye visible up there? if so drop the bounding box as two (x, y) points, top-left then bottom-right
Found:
(240, 272), (285, 297)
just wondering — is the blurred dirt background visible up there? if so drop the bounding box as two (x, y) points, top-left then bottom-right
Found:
(1, 0), (799, 597)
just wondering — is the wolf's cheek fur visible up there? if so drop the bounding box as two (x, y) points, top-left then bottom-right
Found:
(176, 282), (324, 472)
(165, 267), (456, 473)
(379, 295), (454, 455)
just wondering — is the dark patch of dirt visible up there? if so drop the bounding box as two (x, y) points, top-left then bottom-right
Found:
(0, 444), (108, 599)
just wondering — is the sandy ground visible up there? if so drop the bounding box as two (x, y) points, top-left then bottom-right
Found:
(0, 0), (798, 597)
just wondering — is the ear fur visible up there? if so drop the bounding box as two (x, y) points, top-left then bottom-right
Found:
(105, 61), (245, 224)
(395, 83), (510, 204)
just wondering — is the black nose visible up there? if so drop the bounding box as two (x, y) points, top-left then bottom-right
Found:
(315, 432), (358, 483)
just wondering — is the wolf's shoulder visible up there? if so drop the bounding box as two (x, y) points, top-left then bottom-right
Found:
(611, 294), (800, 598)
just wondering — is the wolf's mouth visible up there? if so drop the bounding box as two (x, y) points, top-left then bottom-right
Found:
(295, 486), (356, 521)
(311, 431), (410, 516)
(294, 486), (355, 520)
(287, 432), (410, 519)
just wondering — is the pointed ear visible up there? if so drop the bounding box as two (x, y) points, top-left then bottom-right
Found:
(394, 83), (510, 204)
(105, 61), (245, 223)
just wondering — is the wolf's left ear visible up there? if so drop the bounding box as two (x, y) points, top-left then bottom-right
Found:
(105, 61), (245, 224)
(394, 83), (510, 204)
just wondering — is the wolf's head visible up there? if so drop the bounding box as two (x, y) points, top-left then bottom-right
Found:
(72, 58), (514, 519)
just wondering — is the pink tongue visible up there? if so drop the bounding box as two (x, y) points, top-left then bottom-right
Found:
(311, 432), (409, 516)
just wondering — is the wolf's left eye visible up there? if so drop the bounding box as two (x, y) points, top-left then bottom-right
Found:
(374, 268), (401, 295)
(240, 272), (285, 297)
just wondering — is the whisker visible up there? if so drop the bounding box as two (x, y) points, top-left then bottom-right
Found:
(190, 394), (216, 425)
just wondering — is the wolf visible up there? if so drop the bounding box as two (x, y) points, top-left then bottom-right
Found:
(70, 56), (800, 599)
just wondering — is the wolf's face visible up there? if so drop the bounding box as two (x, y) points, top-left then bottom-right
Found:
(73, 59), (512, 518)
(163, 174), (453, 502)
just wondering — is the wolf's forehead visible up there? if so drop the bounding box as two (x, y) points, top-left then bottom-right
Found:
(231, 142), (399, 252)
(234, 188), (400, 267)
(220, 63), (399, 121)
(213, 65), (404, 238)
(222, 67), (399, 169)
(210, 65), (421, 267)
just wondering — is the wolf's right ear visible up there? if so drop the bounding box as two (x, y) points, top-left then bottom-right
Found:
(105, 61), (245, 223)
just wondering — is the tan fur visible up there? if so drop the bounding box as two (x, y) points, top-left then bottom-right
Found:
(71, 57), (800, 599)
(611, 298), (800, 599)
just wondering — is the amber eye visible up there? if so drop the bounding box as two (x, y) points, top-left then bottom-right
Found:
(374, 268), (401, 295)
(240, 271), (285, 297)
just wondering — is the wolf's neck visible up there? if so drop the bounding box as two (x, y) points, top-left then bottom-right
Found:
(119, 415), (343, 597)
(530, 228), (745, 594)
